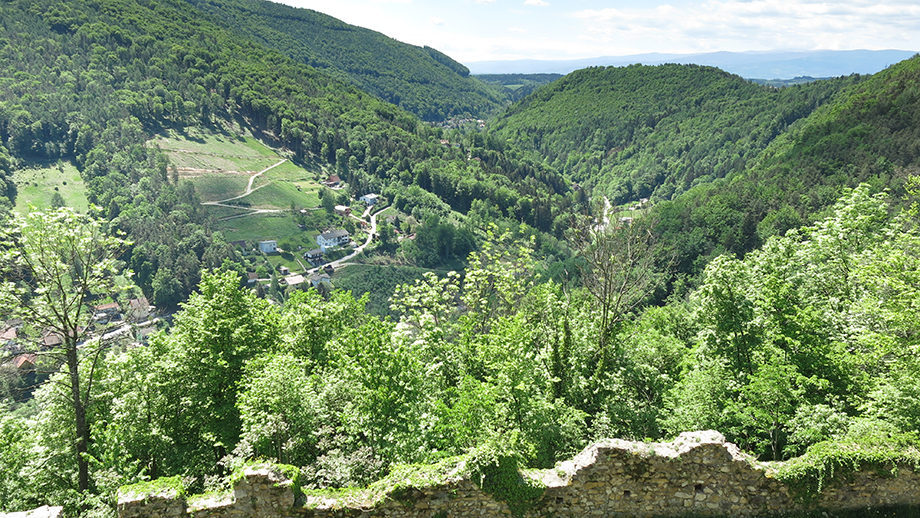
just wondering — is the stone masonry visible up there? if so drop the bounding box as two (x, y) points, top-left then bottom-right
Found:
(117, 431), (920, 518)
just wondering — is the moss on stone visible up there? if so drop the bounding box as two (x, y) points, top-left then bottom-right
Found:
(773, 437), (920, 502)
(118, 475), (186, 501)
(186, 490), (233, 511)
(365, 455), (467, 505)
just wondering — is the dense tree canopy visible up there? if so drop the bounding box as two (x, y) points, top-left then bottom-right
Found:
(181, 0), (507, 121)
(4, 0), (920, 515)
(4, 187), (920, 516)
(490, 64), (861, 204)
(652, 55), (920, 281)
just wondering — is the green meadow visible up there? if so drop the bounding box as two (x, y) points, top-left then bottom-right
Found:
(12, 160), (89, 213)
(150, 128), (330, 244)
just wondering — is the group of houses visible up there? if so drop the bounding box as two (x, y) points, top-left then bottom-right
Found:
(302, 228), (351, 267)
(436, 117), (486, 131)
(1, 297), (158, 377)
(277, 272), (332, 289)
(245, 190), (383, 290)
(247, 227), (349, 291)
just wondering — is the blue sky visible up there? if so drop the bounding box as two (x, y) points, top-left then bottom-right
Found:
(278, 0), (920, 64)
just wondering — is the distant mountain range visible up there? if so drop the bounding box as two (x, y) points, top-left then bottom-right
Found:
(466, 49), (918, 79)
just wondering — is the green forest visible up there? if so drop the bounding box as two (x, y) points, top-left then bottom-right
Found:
(0, 0), (581, 306)
(3, 0), (920, 515)
(490, 64), (863, 205)
(180, 0), (508, 121)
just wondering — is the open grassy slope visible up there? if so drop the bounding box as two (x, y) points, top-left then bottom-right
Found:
(149, 127), (329, 244)
(12, 160), (88, 213)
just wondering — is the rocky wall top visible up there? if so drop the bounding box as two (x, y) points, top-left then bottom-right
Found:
(117, 430), (920, 518)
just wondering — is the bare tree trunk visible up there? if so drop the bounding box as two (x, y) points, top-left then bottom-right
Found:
(66, 339), (90, 493)
(575, 210), (665, 375)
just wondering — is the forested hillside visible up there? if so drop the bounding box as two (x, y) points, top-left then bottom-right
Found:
(473, 73), (562, 103)
(490, 64), (861, 204)
(0, 0), (579, 306)
(653, 55), (920, 279)
(485, 58), (920, 283)
(5, 0), (920, 515)
(181, 0), (507, 121)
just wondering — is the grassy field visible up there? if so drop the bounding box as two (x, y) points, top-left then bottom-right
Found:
(12, 159), (89, 213)
(150, 127), (333, 245)
(193, 174), (251, 203)
(376, 205), (399, 219)
(213, 211), (319, 245)
(226, 181), (317, 210)
(262, 159), (321, 182)
(201, 204), (251, 220)
(265, 251), (308, 274)
(150, 128), (280, 174)
(263, 160), (323, 208)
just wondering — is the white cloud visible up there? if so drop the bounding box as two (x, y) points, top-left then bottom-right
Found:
(278, 0), (920, 63)
(570, 0), (920, 54)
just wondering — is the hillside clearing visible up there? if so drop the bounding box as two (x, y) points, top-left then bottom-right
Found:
(12, 160), (88, 213)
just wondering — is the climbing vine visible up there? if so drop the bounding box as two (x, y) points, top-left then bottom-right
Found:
(464, 441), (545, 518)
(773, 434), (920, 502)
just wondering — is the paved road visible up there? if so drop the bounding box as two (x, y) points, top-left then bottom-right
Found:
(305, 206), (385, 275)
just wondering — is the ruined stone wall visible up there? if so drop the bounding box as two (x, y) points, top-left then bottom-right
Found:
(529, 431), (795, 517)
(117, 431), (920, 518)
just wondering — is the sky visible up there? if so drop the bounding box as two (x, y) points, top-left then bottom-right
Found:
(276, 0), (920, 64)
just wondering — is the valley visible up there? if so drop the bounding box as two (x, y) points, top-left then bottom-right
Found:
(1, 0), (920, 516)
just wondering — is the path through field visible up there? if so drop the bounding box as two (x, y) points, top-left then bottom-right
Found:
(201, 159), (288, 219)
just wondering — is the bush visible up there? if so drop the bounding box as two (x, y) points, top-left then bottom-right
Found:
(774, 423), (920, 501)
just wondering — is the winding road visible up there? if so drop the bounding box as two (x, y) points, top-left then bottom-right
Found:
(305, 206), (385, 275)
(200, 159), (386, 279)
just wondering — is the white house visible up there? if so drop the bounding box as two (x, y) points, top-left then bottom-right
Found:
(259, 240), (277, 253)
(284, 274), (305, 287)
(359, 193), (379, 206)
(317, 229), (350, 252)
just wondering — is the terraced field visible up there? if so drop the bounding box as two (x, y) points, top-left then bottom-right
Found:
(149, 128), (331, 244)
(149, 128), (280, 177)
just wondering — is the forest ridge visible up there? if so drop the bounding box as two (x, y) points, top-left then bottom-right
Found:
(2, 0), (920, 516)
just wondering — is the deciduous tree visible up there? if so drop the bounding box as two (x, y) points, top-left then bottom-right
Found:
(0, 208), (129, 494)
(572, 211), (665, 380)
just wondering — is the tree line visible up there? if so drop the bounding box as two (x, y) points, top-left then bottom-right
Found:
(3, 185), (920, 515)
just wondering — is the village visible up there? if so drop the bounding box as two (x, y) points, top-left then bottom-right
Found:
(1, 295), (157, 401)
(0, 184), (393, 400)
(243, 183), (393, 293)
